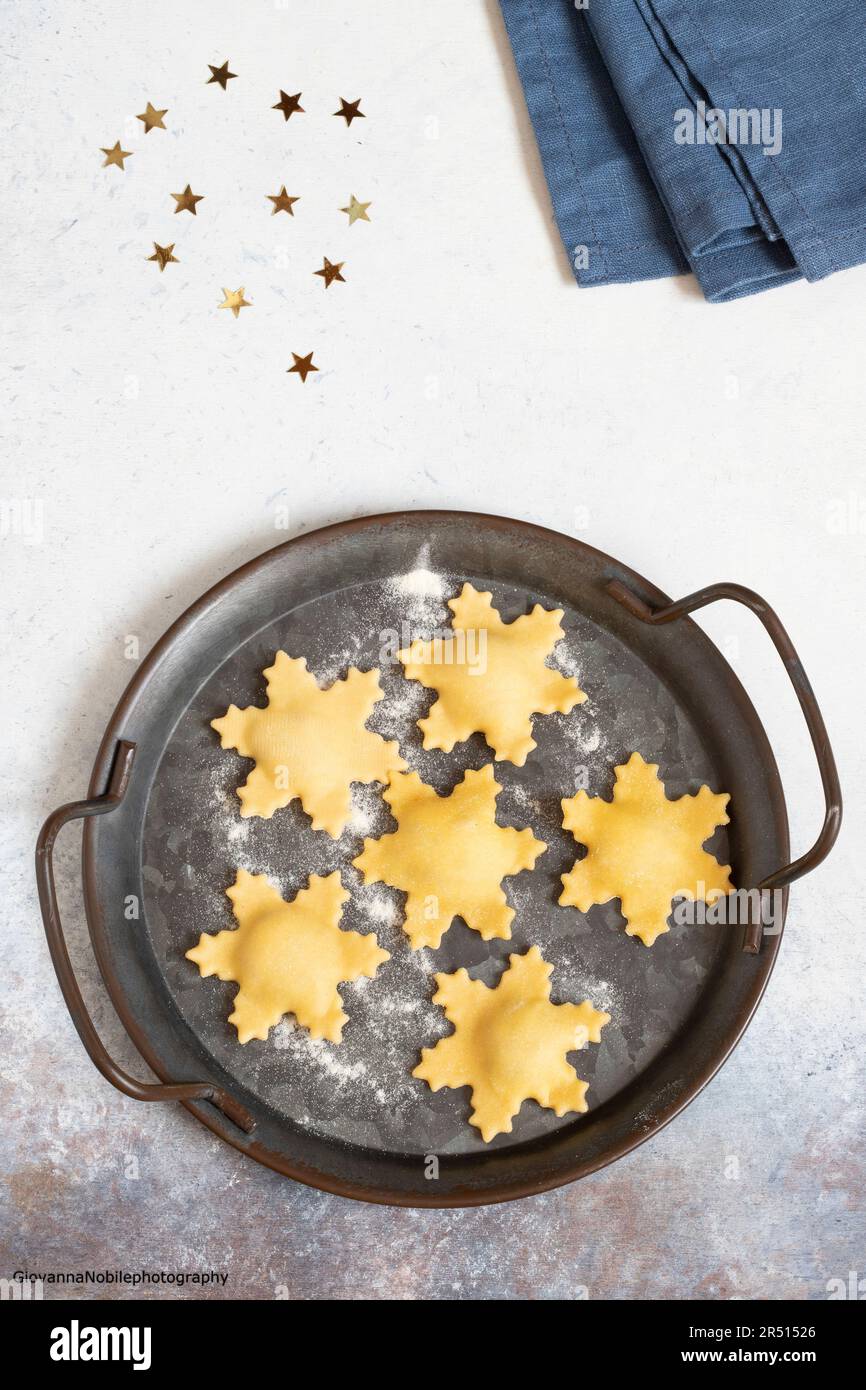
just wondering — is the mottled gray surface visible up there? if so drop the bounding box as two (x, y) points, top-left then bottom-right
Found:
(3, 0), (865, 1301)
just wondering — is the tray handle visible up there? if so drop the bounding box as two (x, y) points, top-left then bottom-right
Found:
(35, 739), (255, 1134)
(606, 579), (842, 954)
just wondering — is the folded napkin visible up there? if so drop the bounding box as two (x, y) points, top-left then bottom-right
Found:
(499, 0), (866, 300)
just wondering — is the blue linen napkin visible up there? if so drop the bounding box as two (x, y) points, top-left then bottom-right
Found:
(498, 0), (866, 301)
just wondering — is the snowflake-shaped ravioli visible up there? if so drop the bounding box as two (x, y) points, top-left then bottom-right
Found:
(398, 583), (586, 765)
(212, 654), (406, 837)
(413, 947), (610, 1141)
(186, 869), (389, 1044)
(352, 764), (546, 949)
(560, 752), (734, 947)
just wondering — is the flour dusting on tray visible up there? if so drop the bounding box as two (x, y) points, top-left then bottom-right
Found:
(141, 561), (726, 1155)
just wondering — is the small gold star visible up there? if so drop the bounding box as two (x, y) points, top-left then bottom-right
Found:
(207, 60), (236, 90)
(219, 288), (251, 318)
(273, 90), (304, 121)
(314, 257), (346, 288)
(267, 186), (300, 216)
(147, 242), (178, 272)
(341, 195), (372, 226)
(137, 102), (167, 133)
(101, 142), (132, 170)
(171, 184), (204, 215)
(288, 352), (318, 383)
(334, 98), (365, 126)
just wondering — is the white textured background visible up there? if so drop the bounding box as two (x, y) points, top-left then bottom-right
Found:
(2, 0), (863, 1299)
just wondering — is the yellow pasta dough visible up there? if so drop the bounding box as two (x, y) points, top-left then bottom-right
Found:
(212, 654), (406, 838)
(398, 583), (586, 765)
(352, 764), (546, 950)
(560, 752), (733, 946)
(186, 869), (389, 1044)
(413, 947), (610, 1142)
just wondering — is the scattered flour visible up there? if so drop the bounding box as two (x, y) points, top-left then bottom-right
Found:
(180, 566), (618, 1128)
(393, 567), (448, 600)
(373, 673), (427, 732)
(362, 886), (402, 930)
(271, 1020), (369, 1082)
(346, 791), (379, 837)
(563, 720), (603, 755)
(583, 978), (620, 1015)
(226, 819), (251, 843)
(552, 642), (583, 679)
(381, 550), (453, 635)
(502, 781), (545, 822)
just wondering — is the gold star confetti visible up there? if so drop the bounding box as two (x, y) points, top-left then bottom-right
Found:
(137, 102), (167, 133)
(314, 257), (346, 288)
(334, 97), (365, 126)
(341, 195), (372, 225)
(219, 287), (251, 318)
(273, 90), (304, 121)
(147, 242), (178, 272)
(101, 142), (132, 170)
(171, 184), (204, 215)
(207, 60), (236, 90)
(267, 186), (300, 216)
(288, 352), (318, 383)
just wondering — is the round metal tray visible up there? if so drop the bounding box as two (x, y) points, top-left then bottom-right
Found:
(36, 512), (841, 1206)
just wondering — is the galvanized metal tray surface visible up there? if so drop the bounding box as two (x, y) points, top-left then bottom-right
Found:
(38, 512), (841, 1205)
